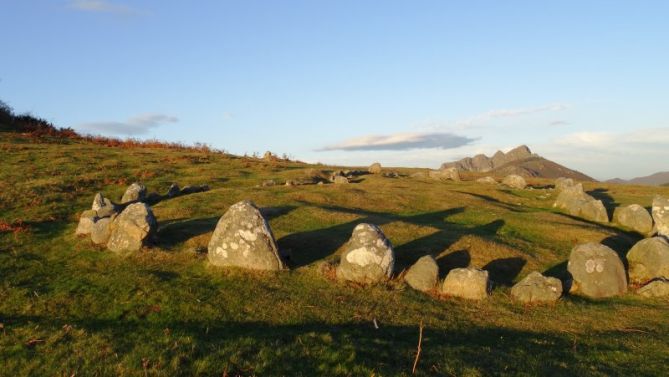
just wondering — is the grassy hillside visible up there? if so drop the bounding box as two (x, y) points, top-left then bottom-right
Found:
(1, 132), (668, 376)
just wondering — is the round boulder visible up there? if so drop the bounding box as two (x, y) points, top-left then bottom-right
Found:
(613, 204), (653, 235)
(652, 195), (669, 237)
(579, 199), (609, 223)
(502, 174), (527, 189)
(107, 203), (157, 253)
(510, 271), (562, 304)
(336, 223), (394, 284)
(626, 237), (669, 284)
(441, 267), (490, 300)
(207, 200), (284, 271)
(404, 255), (439, 292)
(368, 162), (382, 174)
(567, 243), (627, 298)
(121, 182), (147, 204)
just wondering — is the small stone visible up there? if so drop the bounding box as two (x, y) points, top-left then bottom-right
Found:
(75, 210), (98, 236)
(441, 267), (490, 300)
(121, 182), (147, 203)
(404, 255), (439, 292)
(336, 223), (394, 284)
(502, 174), (527, 189)
(626, 237), (669, 284)
(567, 243), (627, 298)
(510, 272), (562, 304)
(476, 176), (497, 184)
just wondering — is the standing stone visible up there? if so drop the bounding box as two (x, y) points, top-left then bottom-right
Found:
(502, 174), (527, 189)
(75, 210), (98, 236)
(510, 272), (563, 304)
(614, 204), (653, 235)
(441, 267), (490, 300)
(167, 183), (181, 198)
(333, 175), (349, 184)
(626, 237), (669, 284)
(336, 223), (394, 284)
(476, 176), (497, 184)
(121, 182), (147, 204)
(207, 200), (284, 271)
(91, 216), (114, 245)
(92, 192), (117, 218)
(404, 255), (439, 292)
(554, 177), (575, 191)
(554, 184), (608, 223)
(579, 199), (609, 223)
(567, 243), (627, 298)
(637, 279), (669, 298)
(107, 203), (157, 253)
(369, 162), (382, 174)
(652, 195), (669, 237)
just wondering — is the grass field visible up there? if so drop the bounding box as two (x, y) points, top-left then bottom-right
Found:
(1, 133), (668, 376)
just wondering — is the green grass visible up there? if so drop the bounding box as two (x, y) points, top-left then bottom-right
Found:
(1, 133), (669, 376)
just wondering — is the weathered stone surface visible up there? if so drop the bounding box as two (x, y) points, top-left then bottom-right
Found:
(107, 203), (157, 253)
(614, 204), (653, 235)
(476, 176), (497, 184)
(121, 183), (147, 203)
(410, 171), (428, 179)
(502, 174), (527, 189)
(567, 243), (627, 298)
(75, 210), (98, 236)
(626, 237), (669, 284)
(92, 192), (117, 218)
(167, 183), (181, 198)
(207, 200), (284, 271)
(404, 255), (438, 292)
(637, 279), (669, 298)
(652, 195), (669, 237)
(554, 184), (609, 223)
(510, 271), (562, 304)
(441, 267), (490, 300)
(369, 162), (382, 174)
(429, 167), (460, 181)
(91, 216), (114, 245)
(555, 177), (575, 191)
(336, 223), (394, 284)
(333, 175), (349, 184)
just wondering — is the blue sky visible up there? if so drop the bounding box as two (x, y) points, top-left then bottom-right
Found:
(2, 0), (668, 180)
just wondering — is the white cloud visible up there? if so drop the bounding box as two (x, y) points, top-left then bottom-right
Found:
(67, 0), (139, 15)
(455, 103), (568, 128)
(318, 132), (477, 151)
(78, 113), (179, 135)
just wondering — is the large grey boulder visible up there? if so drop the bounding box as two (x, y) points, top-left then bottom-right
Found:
(75, 210), (98, 236)
(369, 162), (382, 174)
(476, 176), (497, 184)
(121, 182), (147, 203)
(567, 243), (627, 298)
(626, 237), (669, 284)
(107, 203), (157, 253)
(554, 184), (608, 223)
(652, 195), (669, 237)
(502, 174), (527, 189)
(428, 168), (460, 181)
(404, 255), (439, 292)
(614, 204), (653, 235)
(91, 216), (114, 245)
(637, 279), (669, 298)
(555, 177), (575, 191)
(441, 267), (490, 300)
(510, 272), (562, 304)
(336, 223), (394, 284)
(207, 200), (284, 271)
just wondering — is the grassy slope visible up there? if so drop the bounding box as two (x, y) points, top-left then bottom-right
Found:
(1, 133), (668, 376)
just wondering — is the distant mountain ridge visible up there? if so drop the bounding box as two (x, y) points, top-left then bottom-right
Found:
(606, 171), (669, 186)
(441, 145), (594, 181)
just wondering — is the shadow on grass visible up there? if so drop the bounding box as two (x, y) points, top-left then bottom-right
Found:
(587, 188), (618, 220)
(1, 314), (656, 376)
(483, 257), (526, 286)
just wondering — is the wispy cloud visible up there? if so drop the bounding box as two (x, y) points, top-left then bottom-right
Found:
(67, 0), (140, 15)
(318, 132), (476, 152)
(455, 103), (568, 128)
(78, 113), (179, 135)
(549, 120), (570, 126)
